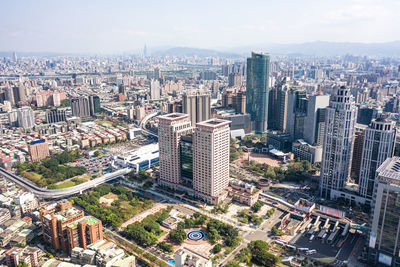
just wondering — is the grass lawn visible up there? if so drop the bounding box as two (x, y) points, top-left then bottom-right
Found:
(48, 180), (76, 189)
(21, 171), (44, 186)
(96, 120), (113, 125)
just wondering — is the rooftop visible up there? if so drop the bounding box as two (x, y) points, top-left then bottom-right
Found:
(196, 118), (231, 128)
(376, 157), (400, 182)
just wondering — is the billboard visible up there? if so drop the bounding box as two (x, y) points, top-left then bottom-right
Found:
(319, 205), (346, 218)
(369, 232), (376, 248)
(378, 253), (392, 266)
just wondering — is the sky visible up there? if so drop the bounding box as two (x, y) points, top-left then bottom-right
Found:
(0, 0), (399, 54)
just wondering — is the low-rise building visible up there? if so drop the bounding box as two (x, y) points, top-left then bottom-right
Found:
(292, 139), (323, 164)
(114, 143), (159, 173)
(174, 247), (212, 267)
(228, 179), (260, 206)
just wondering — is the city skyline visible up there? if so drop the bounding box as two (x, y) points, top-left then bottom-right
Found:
(1, 0), (399, 54)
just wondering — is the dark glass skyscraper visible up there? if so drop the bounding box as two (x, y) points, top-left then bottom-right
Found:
(246, 52), (270, 133)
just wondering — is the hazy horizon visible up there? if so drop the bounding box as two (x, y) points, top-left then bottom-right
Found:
(1, 0), (399, 54)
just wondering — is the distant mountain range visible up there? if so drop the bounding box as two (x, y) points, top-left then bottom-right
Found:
(153, 41), (400, 58)
(1, 41), (400, 58)
(151, 47), (241, 58)
(231, 41), (400, 57)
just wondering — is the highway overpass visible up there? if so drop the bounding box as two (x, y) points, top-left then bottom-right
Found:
(0, 167), (130, 199)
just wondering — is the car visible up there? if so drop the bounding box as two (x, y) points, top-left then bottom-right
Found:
(306, 249), (317, 255)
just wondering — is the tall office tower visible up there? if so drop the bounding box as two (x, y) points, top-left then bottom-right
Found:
(71, 97), (90, 117)
(88, 95), (101, 115)
(286, 89), (307, 141)
(350, 124), (367, 184)
(228, 73), (241, 87)
(8, 110), (18, 127)
(359, 118), (396, 199)
(182, 90), (211, 126)
(193, 119), (230, 204)
(319, 86), (357, 199)
(12, 86), (26, 103)
(17, 106), (34, 129)
(158, 113), (193, 189)
(150, 79), (161, 100)
(268, 80), (289, 132)
(368, 157), (400, 266)
(357, 106), (382, 125)
(29, 139), (50, 162)
(46, 109), (66, 124)
(303, 94), (330, 145)
(246, 51), (270, 133)
(232, 91), (246, 114)
(4, 87), (15, 105)
(12, 52), (17, 62)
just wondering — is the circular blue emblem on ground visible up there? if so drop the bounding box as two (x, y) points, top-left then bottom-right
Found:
(187, 230), (205, 241)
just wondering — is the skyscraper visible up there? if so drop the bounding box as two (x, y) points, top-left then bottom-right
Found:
(319, 86), (357, 199)
(359, 118), (396, 199)
(368, 157), (400, 266)
(303, 94), (330, 145)
(246, 52), (270, 133)
(71, 97), (90, 117)
(228, 73), (242, 87)
(88, 95), (101, 115)
(46, 109), (66, 124)
(17, 106), (34, 129)
(182, 90), (211, 126)
(158, 113), (193, 189)
(158, 113), (231, 204)
(193, 119), (230, 204)
(350, 124), (367, 184)
(150, 79), (161, 100)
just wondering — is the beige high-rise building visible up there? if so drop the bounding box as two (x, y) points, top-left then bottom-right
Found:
(158, 113), (231, 204)
(182, 90), (211, 126)
(29, 139), (50, 162)
(158, 113), (192, 189)
(193, 119), (230, 204)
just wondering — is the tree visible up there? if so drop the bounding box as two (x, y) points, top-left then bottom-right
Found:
(248, 240), (279, 267)
(225, 260), (241, 267)
(94, 151), (101, 157)
(61, 99), (70, 107)
(157, 241), (174, 254)
(169, 226), (186, 245)
(213, 244), (223, 254)
(208, 228), (221, 244)
(251, 201), (264, 213)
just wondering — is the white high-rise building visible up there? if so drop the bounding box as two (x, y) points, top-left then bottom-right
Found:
(193, 119), (230, 203)
(8, 110), (18, 127)
(320, 86), (357, 199)
(17, 106), (34, 129)
(304, 94), (330, 145)
(150, 79), (161, 100)
(358, 118), (396, 200)
(158, 113), (192, 189)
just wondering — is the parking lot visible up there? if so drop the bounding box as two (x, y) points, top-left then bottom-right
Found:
(68, 154), (113, 174)
(289, 217), (361, 265)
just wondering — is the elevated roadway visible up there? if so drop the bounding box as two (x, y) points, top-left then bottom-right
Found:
(0, 167), (130, 199)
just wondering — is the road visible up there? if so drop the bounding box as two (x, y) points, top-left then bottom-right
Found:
(0, 167), (130, 199)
